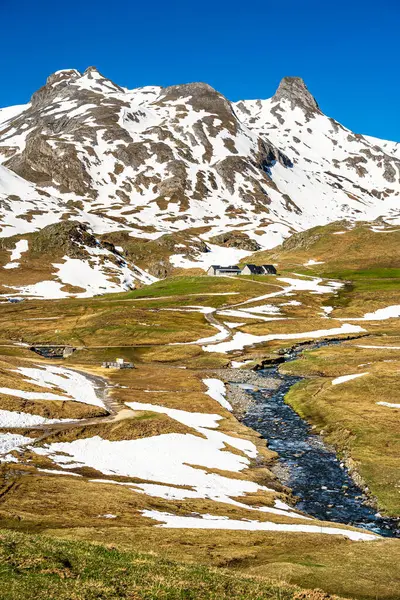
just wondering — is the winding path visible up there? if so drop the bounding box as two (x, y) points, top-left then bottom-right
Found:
(0, 367), (136, 454)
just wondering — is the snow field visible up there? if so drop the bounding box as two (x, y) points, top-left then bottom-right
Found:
(0, 364), (105, 408)
(33, 432), (269, 508)
(4, 250), (157, 299)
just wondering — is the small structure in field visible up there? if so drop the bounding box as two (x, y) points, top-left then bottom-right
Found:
(30, 345), (76, 359)
(207, 265), (241, 276)
(241, 264), (277, 275)
(102, 358), (134, 369)
(207, 264), (276, 276)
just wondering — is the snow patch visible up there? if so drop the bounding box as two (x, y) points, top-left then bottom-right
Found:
(339, 305), (400, 322)
(0, 409), (75, 427)
(204, 324), (366, 353)
(3, 239), (28, 269)
(203, 378), (232, 411)
(0, 432), (33, 462)
(0, 365), (106, 408)
(332, 373), (368, 385)
(304, 259), (325, 266)
(142, 510), (378, 540)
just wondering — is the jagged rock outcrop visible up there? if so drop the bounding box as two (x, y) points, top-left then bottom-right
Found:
(209, 231), (261, 251)
(272, 76), (320, 113)
(30, 221), (99, 257)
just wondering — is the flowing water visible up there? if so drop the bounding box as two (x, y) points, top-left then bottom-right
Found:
(241, 340), (399, 537)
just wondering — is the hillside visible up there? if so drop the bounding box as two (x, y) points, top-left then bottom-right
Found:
(245, 219), (400, 275)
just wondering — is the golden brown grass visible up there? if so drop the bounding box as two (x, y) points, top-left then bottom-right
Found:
(0, 264), (400, 600)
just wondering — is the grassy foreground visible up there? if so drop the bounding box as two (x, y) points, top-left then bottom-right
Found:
(0, 529), (339, 600)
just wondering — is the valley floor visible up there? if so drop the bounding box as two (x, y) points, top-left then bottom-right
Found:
(0, 257), (399, 599)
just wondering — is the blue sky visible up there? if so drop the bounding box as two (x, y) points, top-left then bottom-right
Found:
(1, 0), (399, 141)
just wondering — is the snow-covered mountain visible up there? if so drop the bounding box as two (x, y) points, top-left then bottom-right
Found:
(0, 68), (399, 296)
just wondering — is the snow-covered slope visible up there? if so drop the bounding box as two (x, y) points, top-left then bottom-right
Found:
(0, 221), (157, 299)
(234, 77), (400, 230)
(0, 69), (399, 293)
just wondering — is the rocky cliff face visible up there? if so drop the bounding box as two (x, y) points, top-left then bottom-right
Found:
(271, 76), (320, 113)
(0, 69), (399, 296)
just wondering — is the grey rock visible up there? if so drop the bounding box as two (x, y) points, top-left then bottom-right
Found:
(272, 76), (320, 114)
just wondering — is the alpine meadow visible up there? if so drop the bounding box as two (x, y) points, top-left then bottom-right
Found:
(0, 16), (400, 600)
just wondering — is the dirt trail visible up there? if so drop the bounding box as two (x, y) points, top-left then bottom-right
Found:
(201, 311), (234, 346)
(104, 291), (241, 303)
(0, 367), (137, 446)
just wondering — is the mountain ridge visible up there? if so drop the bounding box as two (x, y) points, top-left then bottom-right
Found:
(0, 69), (399, 297)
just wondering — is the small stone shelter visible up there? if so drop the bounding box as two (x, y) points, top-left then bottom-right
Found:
(207, 265), (241, 276)
(102, 358), (135, 369)
(241, 264), (277, 275)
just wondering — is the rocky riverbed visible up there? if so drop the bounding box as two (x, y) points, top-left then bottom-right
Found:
(238, 341), (400, 537)
(209, 368), (279, 416)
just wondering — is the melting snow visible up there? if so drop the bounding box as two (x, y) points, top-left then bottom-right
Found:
(0, 432), (33, 462)
(54, 256), (131, 297)
(3, 251), (156, 299)
(33, 400), (282, 510)
(203, 378), (232, 411)
(0, 409), (75, 427)
(356, 345), (400, 350)
(33, 432), (268, 508)
(38, 468), (83, 477)
(141, 510), (378, 540)
(230, 360), (253, 369)
(339, 305), (400, 321)
(244, 304), (281, 315)
(3, 239), (28, 269)
(204, 324), (366, 353)
(332, 373), (369, 385)
(304, 259), (325, 266)
(0, 365), (106, 408)
(277, 277), (342, 294)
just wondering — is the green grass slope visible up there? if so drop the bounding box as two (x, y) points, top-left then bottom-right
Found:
(246, 220), (400, 276)
(0, 529), (341, 600)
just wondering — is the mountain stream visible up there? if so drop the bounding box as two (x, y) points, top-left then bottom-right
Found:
(240, 340), (399, 537)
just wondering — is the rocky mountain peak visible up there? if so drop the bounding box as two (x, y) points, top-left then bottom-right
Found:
(272, 76), (319, 113)
(31, 69), (81, 108)
(45, 69), (81, 87)
(84, 66), (100, 74)
(159, 82), (237, 132)
(83, 66), (108, 80)
(80, 66), (125, 93)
